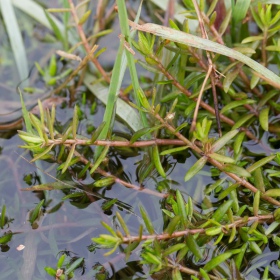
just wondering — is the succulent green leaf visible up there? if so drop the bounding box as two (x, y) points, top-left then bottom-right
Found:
(223, 164), (252, 177)
(209, 153), (235, 163)
(223, 68), (240, 93)
(152, 145), (166, 178)
(203, 251), (233, 272)
(232, 114), (254, 130)
(139, 205), (155, 234)
(78, 10), (91, 25)
(212, 200), (233, 222)
(90, 146), (110, 174)
(160, 146), (188, 156)
(93, 177), (115, 188)
(205, 226), (222, 236)
(249, 241), (262, 254)
(176, 190), (187, 228)
(0, 205), (6, 229)
(221, 100), (256, 114)
(247, 155), (275, 173)
(57, 254), (66, 269)
(186, 234), (203, 260)
(235, 243), (248, 270)
(184, 156), (207, 181)
(211, 130), (239, 152)
(130, 125), (162, 144)
(62, 144), (76, 174)
(29, 199), (44, 224)
(259, 107), (269, 131)
(65, 257), (84, 275)
(234, 132), (245, 155)
(265, 189), (280, 197)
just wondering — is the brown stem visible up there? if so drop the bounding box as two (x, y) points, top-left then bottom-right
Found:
(68, 0), (110, 83)
(119, 214), (274, 243)
(74, 150), (166, 198)
(154, 57), (258, 141)
(153, 113), (280, 206)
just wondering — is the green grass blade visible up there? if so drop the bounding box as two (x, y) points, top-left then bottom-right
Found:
(117, 0), (150, 131)
(1, 0), (29, 84)
(130, 22), (280, 87)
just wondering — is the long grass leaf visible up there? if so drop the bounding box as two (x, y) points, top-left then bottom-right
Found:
(129, 22), (280, 87)
(1, 0), (29, 83)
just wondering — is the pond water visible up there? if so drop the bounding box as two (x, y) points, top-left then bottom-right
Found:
(1, 1), (280, 280)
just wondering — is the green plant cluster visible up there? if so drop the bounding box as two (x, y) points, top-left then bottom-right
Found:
(4, 0), (280, 279)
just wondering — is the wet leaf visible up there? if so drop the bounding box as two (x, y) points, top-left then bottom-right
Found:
(78, 10), (91, 25)
(203, 251), (233, 272)
(130, 125), (162, 144)
(199, 268), (210, 280)
(247, 155), (275, 173)
(116, 212), (130, 236)
(234, 132), (245, 155)
(212, 200), (233, 222)
(259, 107), (269, 131)
(218, 183), (240, 200)
(249, 241), (262, 254)
(253, 191), (260, 216)
(90, 146), (110, 174)
(62, 144), (76, 174)
(176, 190), (187, 228)
(232, 114), (254, 130)
(160, 146), (188, 156)
(221, 100), (256, 114)
(205, 226), (222, 236)
(152, 145), (166, 178)
(209, 153), (235, 163)
(57, 254), (66, 269)
(223, 68), (240, 93)
(186, 234), (203, 260)
(140, 205), (154, 234)
(265, 189), (280, 197)
(65, 257), (84, 275)
(91, 121), (106, 143)
(164, 216), (181, 235)
(223, 164), (252, 177)
(211, 129), (239, 152)
(94, 177), (115, 188)
(235, 242), (248, 270)
(184, 156), (207, 181)
(29, 199), (44, 224)
(163, 243), (186, 257)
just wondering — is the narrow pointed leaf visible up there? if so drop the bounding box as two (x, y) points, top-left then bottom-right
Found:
(62, 144), (76, 174)
(139, 205), (154, 234)
(232, 114), (254, 130)
(209, 153), (235, 163)
(186, 234), (203, 260)
(90, 146), (110, 174)
(247, 155), (275, 173)
(211, 130), (239, 152)
(212, 200), (233, 222)
(130, 125), (162, 144)
(152, 145), (166, 178)
(221, 100), (256, 114)
(265, 189), (280, 197)
(259, 107), (269, 131)
(223, 164), (252, 177)
(176, 190), (187, 228)
(129, 22), (280, 87)
(160, 146), (188, 156)
(203, 252), (233, 272)
(184, 156), (207, 181)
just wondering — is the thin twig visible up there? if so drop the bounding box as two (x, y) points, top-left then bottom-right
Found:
(68, 0), (110, 83)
